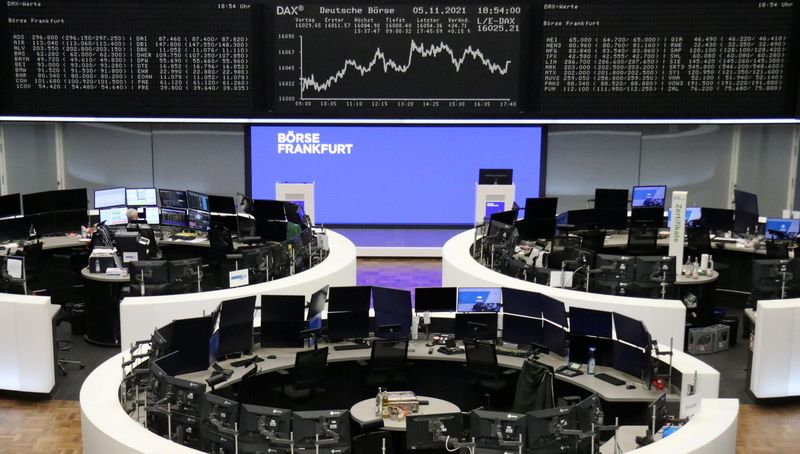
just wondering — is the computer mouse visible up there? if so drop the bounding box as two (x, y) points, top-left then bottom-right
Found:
(428, 348), (434, 355)
(267, 355), (277, 359)
(626, 384), (636, 390)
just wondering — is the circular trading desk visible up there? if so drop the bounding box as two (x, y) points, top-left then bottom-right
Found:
(350, 396), (460, 431)
(80, 267), (131, 346)
(118, 230), (357, 351)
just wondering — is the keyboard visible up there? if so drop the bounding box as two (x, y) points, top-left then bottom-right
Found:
(333, 343), (371, 351)
(593, 372), (625, 386)
(496, 347), (530, 358)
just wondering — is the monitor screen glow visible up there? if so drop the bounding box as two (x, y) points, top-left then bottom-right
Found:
(457, 287), (502, 312)
(126, 188), (157, 206)
(765, 218), (800, 240)
(95, 187), (126, 209)
(631, 185), (666, 208)
(99, 207), (128, 226)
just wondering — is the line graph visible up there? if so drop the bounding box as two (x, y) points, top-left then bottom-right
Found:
(299, 36), (513, 101)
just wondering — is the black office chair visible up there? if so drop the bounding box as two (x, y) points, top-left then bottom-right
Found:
(464, 339), (515, 409)
(20, 240), (43, 289)
(547, 236), (581, 269)
(766, 241), (790, 259)
(626, 226), (658, 256)
(576, 230), (606, 253)
(283, 347), (329, 400)
(366, 338), (409, 387)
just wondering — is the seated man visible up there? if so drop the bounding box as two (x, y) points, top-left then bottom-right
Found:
(125, 208), (160, 259)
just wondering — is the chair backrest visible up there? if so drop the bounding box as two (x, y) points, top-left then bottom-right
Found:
(464, 339), (499, 379)
(766, 241), (790, 259)
(370, 338), (409, 372)
(209, 224), (235, 256)
(686, 225), (712, 254)
(292, 347), (329, 389)
(577, 230), (606, 252)
(22, 241), (43, 273)
(548, 236), (581, 268)
(626, 227), (658, 256)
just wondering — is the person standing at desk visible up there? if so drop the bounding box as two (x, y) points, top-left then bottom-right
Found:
(125, 208), (160, 259)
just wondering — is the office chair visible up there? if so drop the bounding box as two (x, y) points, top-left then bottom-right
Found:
(282, 347), (329, 400)
(576, 230), (606, 253)
(626, 226), (658, 256)
(20, 240), (43, 288)
(464, 339), (515, 409)
(366, 338), (409, 387)
(547, 236), (581, 269)
(766, 241), (790, 259)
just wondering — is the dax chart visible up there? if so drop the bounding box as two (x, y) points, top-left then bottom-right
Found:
(273, 3), (526, 115)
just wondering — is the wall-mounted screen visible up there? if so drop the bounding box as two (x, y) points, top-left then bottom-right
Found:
(249, 125), (543, 225)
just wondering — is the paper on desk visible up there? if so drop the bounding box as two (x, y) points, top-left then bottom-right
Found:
(6, 257), (23, 279)
(188, 237), (206, 243)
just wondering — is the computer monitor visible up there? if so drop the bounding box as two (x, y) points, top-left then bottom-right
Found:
(501, 287), (542, 318)
(454, 313), (497, 341)
(260, 294), (306, 348)
(51, 188), (88, 212)
(595, 254), (637, 282)
(765, 218), (800, 240)
(238, 404), (292, 449)
(372, 287), (412, 339)
(209, 296), (256, 362)
(644, 393), (669, 438)
(502, 314), (543, 347)
(201, 393), (239, 432)
(733, 211), (758, 235)
(594, 188), (629, 211)
(540, 294), (567, 327)
(99, 207), (128, 226)
(284, 201), (304, 226)
(160, 207), (189, 228)
(734, 189), (759, 215)
(631, 185), (666, 208)
(46, 209), (88, 235)
(541, 322), (566, 356)
(292, 410), (351, 448)
(526, 406), (572, 452)
(414, 287), (457, 313)
(470, 409), (526, 449)
(630, 207), (664, 226)
(328, 286), (371, 312)
(188, 209), (212, 232)
(187, 190), (210, 212)
(115, 231), (147, 262)
(752, 258), (799, 299)
(167, 316), (214, 374)
(0, 193), (22, 218)
(457, 287), (502, 312)
(613, 341), (648, 380)
(612, 312), (651, 348)
(701, 207), (735, 233)
(307, 285), (328, 331)
(208, 194), (237, 215)
(125, 188), (157, 206)
(159, 189), (188, 209)
(94, 187), (127, 209)
(569, 307), (612, 338)
(478, 168), (513, 185)
(667, 207), (702, 227)
(524, 197), (558, 220)
(635, 256), (677, 284)
(489, 207), (519, 227)
(142, 206), (160, 225)
(326, 310), (370, 341)
(253, 199), (287, 221)
(128, 260), (169, 284)
(566, 335), (615, 366)
(406, 413), (463, 450)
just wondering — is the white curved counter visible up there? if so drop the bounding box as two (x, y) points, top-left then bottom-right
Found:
(632, 399), (739, 454)
(442, 230), (687, 348)
(0, 293), (58, 393)
(119, 230), (357, 350)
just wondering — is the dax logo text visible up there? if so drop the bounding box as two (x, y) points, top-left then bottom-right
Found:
(276, 5), (303, 15)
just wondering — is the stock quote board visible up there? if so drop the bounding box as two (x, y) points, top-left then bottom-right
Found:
(1, 0), (799, 119)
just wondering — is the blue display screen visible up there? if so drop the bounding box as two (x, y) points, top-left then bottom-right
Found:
(632, 185), (666, 208)
(765, 218), (800, 240)
(250, 125), (543, 225)
(457, 287), (502, 312)
(667, 207), (702, 226)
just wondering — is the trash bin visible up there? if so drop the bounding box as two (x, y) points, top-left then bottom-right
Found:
(720, 315), (739, 347)
(71, 303), (86, 336)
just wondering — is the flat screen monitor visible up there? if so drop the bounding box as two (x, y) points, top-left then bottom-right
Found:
(188, 209), (211, 232)
(328, 286), (371, 312)
(613, 312), (651, 348)
(201, 393), (240, 433)
(501, 287), (542, 318)
(160, 208), (188, 228)
(414, 287), (457, 313)
(454, 313), (497, 341)
(406, 413), (463, 450)
(326, 310), (370, 341)
(569, 307), (612, 338)
(631, 185), (666, 208)
(630, 207), (664, 226)
(284, 201), (304, 226)
(478, 168), (513, 185)
(128, 260), (169, 284)
(168, 316), (214, 374)
(594, 188), (629, 211)
(489, 207), (519, 227)
(667, 207), (702, 226)
(765, 218), (800, 240)
(0, 193), (22, 218)
(567, 335), (615, 366)
(701, 207), (735, 233)
(210, 296), (256, 361)
(595, 254), (637, 283)
(94, 187), (126, 209)
(253, 199), (287, 221)
(42, 209), (88, 235)
(635, 256), (677, 284)
(526, 406), (572, 451)
(22, 191), (52, 215)
(260, 295), (306, 348)
(187, 190), (210, 212)
(470, 409), (526, 449)
(733, 210), (758, 234)
(613, 341), (648, 380)
(239, 404), (292, 446)
(142, 206), (160, 225)
(540, 294), (567, 327)
(457, 287), (502, 312)
(208, 194), (237, 214)
(307, 285), (328, 331)
(524, 197), (558, 220)
(251, 126), (543, 225)
(542, 322), (566, 357)
(502, 314), (543, 347)
(126, 188), (157, 206)
(372, 287), (412, 339)
(99, 207), (128, 226)
(734, 189), (759, 215)
(292, 410), (350, 448)
(159, 189), (188, 209)
(55, 188), (88, 211)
